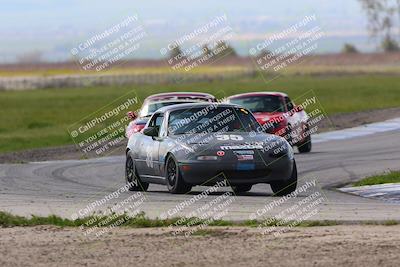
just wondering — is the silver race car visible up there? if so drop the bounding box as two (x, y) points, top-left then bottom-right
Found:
(126, 103), (297, 195)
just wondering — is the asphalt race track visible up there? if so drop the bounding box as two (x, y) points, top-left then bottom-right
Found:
(1, 126), (400, 222)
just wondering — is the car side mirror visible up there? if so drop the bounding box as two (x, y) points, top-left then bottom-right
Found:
(143, 126), (158, 137)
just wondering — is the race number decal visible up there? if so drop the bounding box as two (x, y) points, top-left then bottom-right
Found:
(216, 134), (244, 141)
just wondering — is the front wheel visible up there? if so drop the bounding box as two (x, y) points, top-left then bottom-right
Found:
(125, 155), (149, 191)
(270, 161), (297, 196)
(298, 129), (312, 153)
(165, 155), (192, 194)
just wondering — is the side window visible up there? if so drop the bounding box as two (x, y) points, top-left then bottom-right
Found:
(285, 97), (294, 111)
(147, 114), (157, 127)
(148, 113), (164, 136)
(155, 115), (164, 128)
(159, 115), (167, 137)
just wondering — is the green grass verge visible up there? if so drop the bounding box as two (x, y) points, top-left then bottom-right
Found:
(0, 211), (398, 229)
(0, 211), (225, 228)
(353, 171), (400, 186)
(0, 211), (341, 228)
(1, 74), (400, 153)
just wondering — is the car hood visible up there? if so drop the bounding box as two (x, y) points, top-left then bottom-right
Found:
(169, 132), (283, 148)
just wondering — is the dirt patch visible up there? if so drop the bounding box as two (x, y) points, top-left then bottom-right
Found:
(0, 225), (399, 267)
(1, 107), (400, 164)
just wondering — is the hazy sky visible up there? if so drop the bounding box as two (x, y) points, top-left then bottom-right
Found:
(0, 0), (372, 62)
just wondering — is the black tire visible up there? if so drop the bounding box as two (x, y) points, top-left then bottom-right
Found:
(270, 161), (297, 196)
(125, 155), (149, 191)
(165, 155), (192, 194)
(231, 185), (252, 194)
(298, 133), (312, 153)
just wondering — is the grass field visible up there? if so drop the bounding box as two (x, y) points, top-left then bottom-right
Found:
(2, 64), (400, 77)
(1, 74), (400, 153)
(353, 171), (400, 186)
(0, 65), (249, 77)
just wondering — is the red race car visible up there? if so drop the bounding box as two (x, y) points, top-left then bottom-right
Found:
(126, 92), (216, 138)
(227, 92), (312, 153)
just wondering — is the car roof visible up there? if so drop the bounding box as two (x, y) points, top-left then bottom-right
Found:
(147, 99), (200, 104)
(144, 92), (216, 102)
(228, 92), (288, 99)
(156, 102), (241, 113)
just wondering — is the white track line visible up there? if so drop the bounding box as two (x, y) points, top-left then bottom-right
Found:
(339, 183), (400, 204)
(313, 117), (400, 143)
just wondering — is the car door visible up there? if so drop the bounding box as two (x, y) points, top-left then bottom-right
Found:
(136, 112), (164, 177)
(152, 114), (168, 177)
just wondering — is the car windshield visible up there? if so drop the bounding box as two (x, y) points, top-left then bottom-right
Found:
(168, 106), (259, 135)
(140, 101), (194, 117)
(229, 95), (285, 112)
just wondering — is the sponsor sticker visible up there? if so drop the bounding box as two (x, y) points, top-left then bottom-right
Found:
(236, 155), (254, 161)
(233, 150), (254, 155)
(216, 151), (225, 157)
(234, 150), (254, 161)
(220, 144), (263, 150)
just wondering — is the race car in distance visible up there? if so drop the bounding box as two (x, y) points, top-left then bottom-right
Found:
(126, 103), (297, 195)
(226, 92), (312, 153)
(125, 92), (216, 138)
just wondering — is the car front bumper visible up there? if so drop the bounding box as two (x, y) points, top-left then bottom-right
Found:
(178, 157), (294, 186)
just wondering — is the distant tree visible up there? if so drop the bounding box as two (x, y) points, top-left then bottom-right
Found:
(382, 36), (400, 51)
(358, 0), (400, 51)
(168, 45), (184, 60)
(342, 43), (359, 53)
(212, 41), (237, 58)
(256, 49), (275, 59)
(201, 44), (212, 57)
